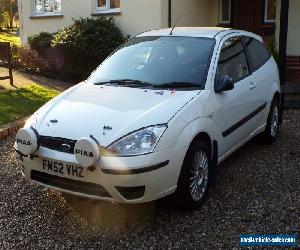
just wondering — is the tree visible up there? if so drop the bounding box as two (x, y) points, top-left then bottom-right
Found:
(0, 0), (18, 29)
(0, 10), (9, 30)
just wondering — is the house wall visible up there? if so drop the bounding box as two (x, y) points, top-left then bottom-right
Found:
(275, 0), (300, 83)
(286, 0), (300, 56)
(18, 0), (162, 44)
(160, 0), (218, 29)
(160, 0), (168, 28)
(275, 0), (300, 56)
(18, 0), (219, 44)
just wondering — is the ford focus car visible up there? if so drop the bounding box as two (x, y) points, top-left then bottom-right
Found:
(15, 27), (281, 209)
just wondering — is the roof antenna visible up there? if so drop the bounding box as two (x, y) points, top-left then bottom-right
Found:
(170, 0), (191, 35)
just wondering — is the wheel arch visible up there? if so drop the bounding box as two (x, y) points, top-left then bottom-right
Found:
(190, 132), (212, 157)
(273, 90), (283, 124)
(267, 80), (281, 104)
(273, 91), (281, 104)
(173, 117), (220, 157)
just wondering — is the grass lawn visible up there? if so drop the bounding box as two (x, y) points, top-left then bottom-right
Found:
(0, 32), (21, 46)
(0, 84), (59, 126)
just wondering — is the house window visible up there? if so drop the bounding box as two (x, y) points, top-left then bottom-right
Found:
(95, 0), (120, 13)
(264, 0), (276, 22)
(33, 0), (62, 16)
(219, 0), (231, 24)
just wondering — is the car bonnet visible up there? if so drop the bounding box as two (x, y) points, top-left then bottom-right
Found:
(34, 83), (199, 147)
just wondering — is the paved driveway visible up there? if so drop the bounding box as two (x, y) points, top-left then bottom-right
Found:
(0, 110), (299, 249)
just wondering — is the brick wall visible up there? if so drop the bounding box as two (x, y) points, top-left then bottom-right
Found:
(286, 56), (300, 83)
(0, 123), (24, 140)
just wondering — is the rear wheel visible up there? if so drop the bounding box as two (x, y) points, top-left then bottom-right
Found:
(260, 98), (280, 144)
(172, 141), (211, 210)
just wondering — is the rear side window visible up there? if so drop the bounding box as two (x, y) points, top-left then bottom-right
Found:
(217, 37), (249, 83)
(242, 36), (271, 72)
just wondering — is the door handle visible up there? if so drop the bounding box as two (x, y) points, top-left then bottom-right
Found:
(249, 82), (256, 89)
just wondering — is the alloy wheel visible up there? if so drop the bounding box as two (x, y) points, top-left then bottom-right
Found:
(270, 105), (279, 138)
(189, 150), (209, 202)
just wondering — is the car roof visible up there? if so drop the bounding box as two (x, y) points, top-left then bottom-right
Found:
(137, 27), (262, 41)
(138, 27), (230, 38)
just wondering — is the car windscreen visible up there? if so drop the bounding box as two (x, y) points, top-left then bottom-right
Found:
(88, 36), (215, 89)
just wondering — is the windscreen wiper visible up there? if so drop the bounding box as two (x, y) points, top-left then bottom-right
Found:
(94, 79), (153, 87)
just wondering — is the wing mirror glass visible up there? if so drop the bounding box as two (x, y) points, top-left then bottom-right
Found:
(214, 75), (234, 93)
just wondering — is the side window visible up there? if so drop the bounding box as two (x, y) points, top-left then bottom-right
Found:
(217, 37), (249, 83)
(242, 36), (271, 72)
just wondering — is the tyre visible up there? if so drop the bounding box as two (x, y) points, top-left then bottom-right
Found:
(260, 98), (280, 144)
(172, 141), (211, 210)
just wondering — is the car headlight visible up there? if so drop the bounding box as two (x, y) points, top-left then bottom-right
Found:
(106, 125), (167, 156)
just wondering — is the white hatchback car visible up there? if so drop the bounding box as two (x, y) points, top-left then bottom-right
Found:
(15, 27), (281, 209)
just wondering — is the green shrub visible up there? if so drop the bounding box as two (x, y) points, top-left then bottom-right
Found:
(28, 32), (54, 55)
(12, 45), (59, 79)
(52, 17), (125, 81)
(12, 17), (124, 82)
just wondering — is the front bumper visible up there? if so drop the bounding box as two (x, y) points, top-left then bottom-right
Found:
(19, 146), (187, 203)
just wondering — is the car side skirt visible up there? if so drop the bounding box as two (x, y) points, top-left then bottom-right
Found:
(218, 122), (266, 164)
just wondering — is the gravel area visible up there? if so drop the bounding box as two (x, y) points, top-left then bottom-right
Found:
(0, 110), (299, 249)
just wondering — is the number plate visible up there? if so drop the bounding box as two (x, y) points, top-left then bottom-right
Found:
(41, 158), (85, 178)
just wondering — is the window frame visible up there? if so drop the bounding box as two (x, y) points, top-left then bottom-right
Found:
(216, 36), (250, 84)
(219, 0), (231, 24)
(264, 0), (276, 23)
(94, 0), (121, 14)
(241, 36), (271, 73)
(32, 0), (62, 16)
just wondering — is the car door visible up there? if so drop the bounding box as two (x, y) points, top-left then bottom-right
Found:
(211, 36), (259, 156)
(242, 36), (273, 128)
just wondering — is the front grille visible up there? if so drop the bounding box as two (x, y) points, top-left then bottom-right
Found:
(31, 170), (111, 198)
(39, 136), (77, 154)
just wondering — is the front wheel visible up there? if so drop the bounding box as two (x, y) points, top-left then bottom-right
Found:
(172, 141), (211, 210)
(260, 98), (280, 144)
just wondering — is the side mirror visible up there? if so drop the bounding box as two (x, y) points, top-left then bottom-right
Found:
(214, 75), (234, 93)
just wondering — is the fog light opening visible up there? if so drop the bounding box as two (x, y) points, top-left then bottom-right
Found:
(115, 186), (145, 200)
